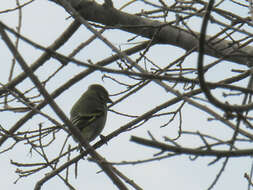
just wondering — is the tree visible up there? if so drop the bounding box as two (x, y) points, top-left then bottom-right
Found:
(1, 0), (253, 189)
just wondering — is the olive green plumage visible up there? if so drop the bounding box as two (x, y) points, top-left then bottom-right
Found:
(70, 84), (112, 142)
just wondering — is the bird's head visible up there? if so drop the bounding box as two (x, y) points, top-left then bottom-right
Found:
(88, 84), (112, 104)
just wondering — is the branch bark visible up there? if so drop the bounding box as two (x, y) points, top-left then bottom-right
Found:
(50, 0), (253, 66)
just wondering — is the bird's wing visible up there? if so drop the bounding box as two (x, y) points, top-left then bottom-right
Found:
(71, 109), (104, 131)
(79, 111), (103, 123)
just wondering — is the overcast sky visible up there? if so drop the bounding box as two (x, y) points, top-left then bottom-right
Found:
(0, 1), (252, 190)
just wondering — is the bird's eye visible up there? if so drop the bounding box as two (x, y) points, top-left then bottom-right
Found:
(98, 93), (106, 102)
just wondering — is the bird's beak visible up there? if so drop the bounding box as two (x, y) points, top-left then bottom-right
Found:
(107, 97), (113, 103)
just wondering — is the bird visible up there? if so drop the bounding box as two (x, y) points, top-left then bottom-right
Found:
(70, 84), (112, 142)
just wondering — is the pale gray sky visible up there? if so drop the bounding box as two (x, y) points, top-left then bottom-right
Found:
(0, 1), (252, 190)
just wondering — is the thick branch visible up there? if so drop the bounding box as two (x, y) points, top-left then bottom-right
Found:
(0, 20), (80, 96)
(51, 0), (253, 66)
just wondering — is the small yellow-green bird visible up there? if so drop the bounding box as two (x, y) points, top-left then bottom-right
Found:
(70, 84), (112, 142)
